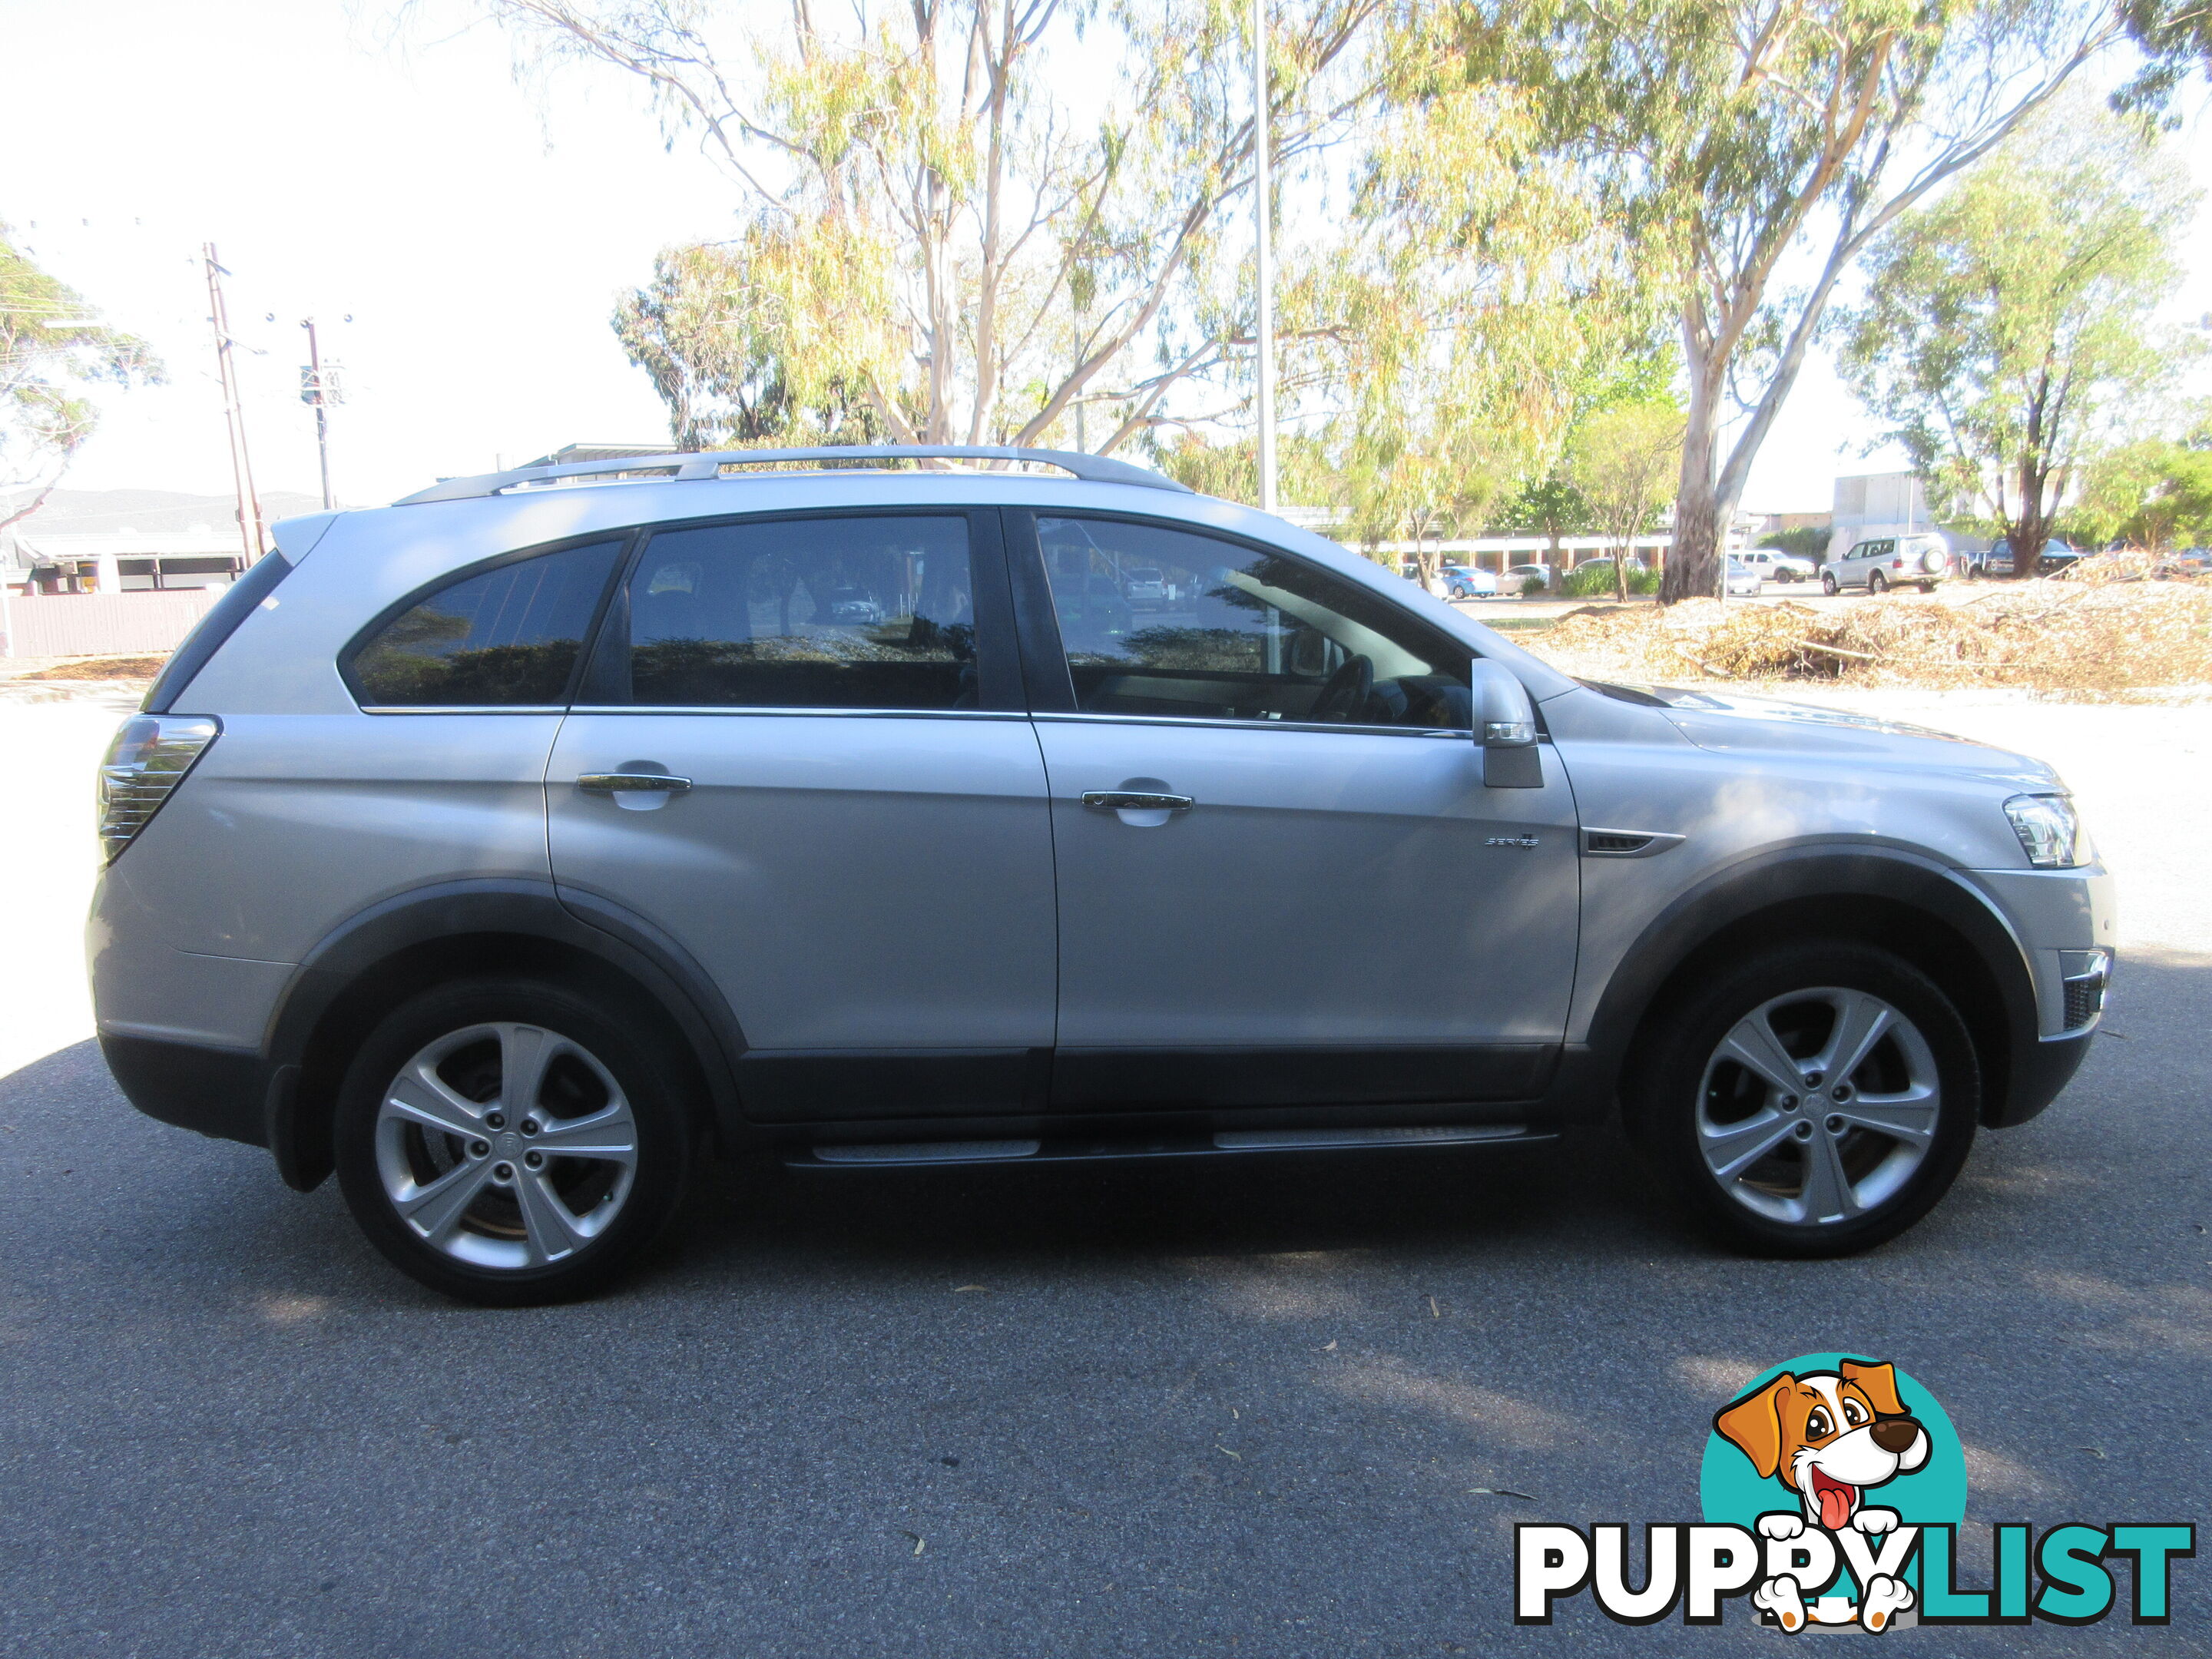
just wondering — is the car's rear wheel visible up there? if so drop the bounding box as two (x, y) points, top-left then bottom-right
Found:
(1918, 581), (1937, 594)
(1628, 942), (1979, 1257)
(1869, 571), (1889, 594)
(334, 977), (697, 1304)
(1820, 571), (1839, 595)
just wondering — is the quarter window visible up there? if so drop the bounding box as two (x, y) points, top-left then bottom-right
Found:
(618, 516), (977, 709)
(349, 539), (623, 707)
(1035, 516), (1473, 729)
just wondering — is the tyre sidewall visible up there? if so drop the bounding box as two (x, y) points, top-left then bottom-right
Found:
(1629, 942), (1979, 1257)
(334, 977), (695, 1305)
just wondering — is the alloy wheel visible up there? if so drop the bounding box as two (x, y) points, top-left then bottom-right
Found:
(373, 1021), (640, 1270)
(1694, 988), (1940, 1228)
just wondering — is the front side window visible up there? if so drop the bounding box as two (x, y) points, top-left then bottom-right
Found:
(1035, 516), (1472, 729)
(618, 515), (976, 709)
(349, 539), (623, 707)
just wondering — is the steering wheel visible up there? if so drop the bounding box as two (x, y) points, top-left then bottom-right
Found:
(1308, 653), (1374, 723)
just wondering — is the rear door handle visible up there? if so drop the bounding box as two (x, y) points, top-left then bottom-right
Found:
(1081, 791), (1193, 813)
(578, 773), (693, 794)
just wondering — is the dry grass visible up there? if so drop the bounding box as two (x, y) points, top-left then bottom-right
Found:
(1521, 580), (2212, 697)
(11, 655), (166, 683)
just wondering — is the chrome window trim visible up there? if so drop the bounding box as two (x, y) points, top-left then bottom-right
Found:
(1031, 710), (1472, 740)
(568, 704), (1031, 722)
(358, 705), (570, 716)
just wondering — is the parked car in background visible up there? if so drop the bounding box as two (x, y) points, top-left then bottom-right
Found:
(1442, 563), (1499, 600)
(1969, 538), (2081, 579)
(2153, 547), (2212, 580)
(1122, 565), (1169, 608)
(1724, 558), (1763, 598)
(1823, 532), (1949, 594)
(1504, 562), (1551, 594)
(1737, 548), (1816, 583)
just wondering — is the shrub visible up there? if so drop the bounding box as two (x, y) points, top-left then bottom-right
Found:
(1561, 561), (1657, 598)
(1521, 574), (1548, 597)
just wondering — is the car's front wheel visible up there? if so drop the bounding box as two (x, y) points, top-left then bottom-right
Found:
(334, 977), (697, 1304)
(1628, 942), (1979, 1257)
(1820, 571), (1839, 594)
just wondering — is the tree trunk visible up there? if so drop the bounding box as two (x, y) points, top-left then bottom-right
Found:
(1664, 340), (1725, 604)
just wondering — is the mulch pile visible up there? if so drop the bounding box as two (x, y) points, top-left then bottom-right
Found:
(1522, 581), (2212, 697)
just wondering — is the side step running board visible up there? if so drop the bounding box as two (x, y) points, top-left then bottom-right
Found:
(1211, 1124), (1533, 1151)
(810, 1139), (1042, 1165)
(793, 1124), (1550, 1168)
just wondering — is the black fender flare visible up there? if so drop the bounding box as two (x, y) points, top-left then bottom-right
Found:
(261, 878), (750, 1190)
(1559, 843), (2045, 1128)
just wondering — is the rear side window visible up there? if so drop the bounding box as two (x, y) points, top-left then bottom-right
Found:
(611, 515), (978, 710)
(348, 540), (624, 707)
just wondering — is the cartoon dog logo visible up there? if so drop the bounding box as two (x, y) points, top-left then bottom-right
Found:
(1714, 1359), (1932, 1631)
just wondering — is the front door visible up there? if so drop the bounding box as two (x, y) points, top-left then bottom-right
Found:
(1012, 512), (1581, 1112)
(547, 508), (1056, 1122)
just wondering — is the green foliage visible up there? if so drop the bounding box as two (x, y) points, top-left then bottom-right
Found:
(1429, 0), (2126, 601)
(1836, 95), (2198, 565)
(612, 243), (887, 450)
(1519, 573), (1548, 596)
(1489, 473), (1591, 540)
(1561, 560), (1656, 598)
(1566, 400), (1684, 597)
(2068, 429), (2212, 547)
(1, 226), (161, 525)
(1758, 527), (1830, 559)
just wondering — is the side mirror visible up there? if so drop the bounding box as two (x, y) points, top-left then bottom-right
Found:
(1471, 660), (1543, 788)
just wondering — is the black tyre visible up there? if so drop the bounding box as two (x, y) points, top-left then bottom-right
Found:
(334, 976), (698, 1305)
(1821, 572), (1839, 595)
(1626, 942), (1979, 1257)
(1868, 570), (1889, 594)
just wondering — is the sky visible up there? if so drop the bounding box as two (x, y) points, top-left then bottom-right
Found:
(8, 0), (2212, 518)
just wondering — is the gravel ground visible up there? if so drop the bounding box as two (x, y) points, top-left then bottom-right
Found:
(0, 685), (2205, 1655)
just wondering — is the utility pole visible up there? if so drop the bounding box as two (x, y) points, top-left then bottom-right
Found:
(300, 317), (336, 510)
(203, 243), (267, 561)
(1253, 0), (1277, 512)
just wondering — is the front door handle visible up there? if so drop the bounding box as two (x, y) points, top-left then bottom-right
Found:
(1081, 791), (1193, 813)
(578, 773), (694, 794)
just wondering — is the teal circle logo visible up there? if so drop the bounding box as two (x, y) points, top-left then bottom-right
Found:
(1701, 1353), (1965, 1612)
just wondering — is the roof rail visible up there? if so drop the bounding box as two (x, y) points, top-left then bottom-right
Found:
(394, 444), (1192, 505)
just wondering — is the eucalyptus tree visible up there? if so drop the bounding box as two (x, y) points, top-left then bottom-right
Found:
(0, 227), (160, 529)
(1836, 98), (2196, 574)
(1439, 0), (2128, 601)
(479, 0), (1393, 452)
(1568, 401), (1687, 602)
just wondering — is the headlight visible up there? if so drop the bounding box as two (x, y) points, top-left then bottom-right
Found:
(2003, 793), (2083, 869)
(98, 714), (220, 863)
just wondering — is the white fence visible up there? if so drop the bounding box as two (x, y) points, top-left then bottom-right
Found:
(0, 590), (224, 660)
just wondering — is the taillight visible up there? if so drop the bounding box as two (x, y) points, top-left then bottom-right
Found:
(1892, 557), (1903, 568)
(98, 714), (219, 863)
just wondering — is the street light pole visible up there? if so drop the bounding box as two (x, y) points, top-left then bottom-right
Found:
(203, 243), (267, 562)
(300, 317), (334, 510)
(1253, 0), (1277, 513)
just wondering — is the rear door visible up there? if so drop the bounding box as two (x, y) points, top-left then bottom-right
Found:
(1011, 512), (1580, 1113)
(546, 508), (1057, 1123)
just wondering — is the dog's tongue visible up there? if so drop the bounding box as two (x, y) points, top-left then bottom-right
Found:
(1816, 1479), (1855, 1532)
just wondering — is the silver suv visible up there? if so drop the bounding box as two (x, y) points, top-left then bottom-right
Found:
(1824, 534), (1952, 594)
(91, 446), (2114, 1303)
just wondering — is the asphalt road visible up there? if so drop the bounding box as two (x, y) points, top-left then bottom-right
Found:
(3, 950), (2207, 1655)
(3, 684), (2207, 1654)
